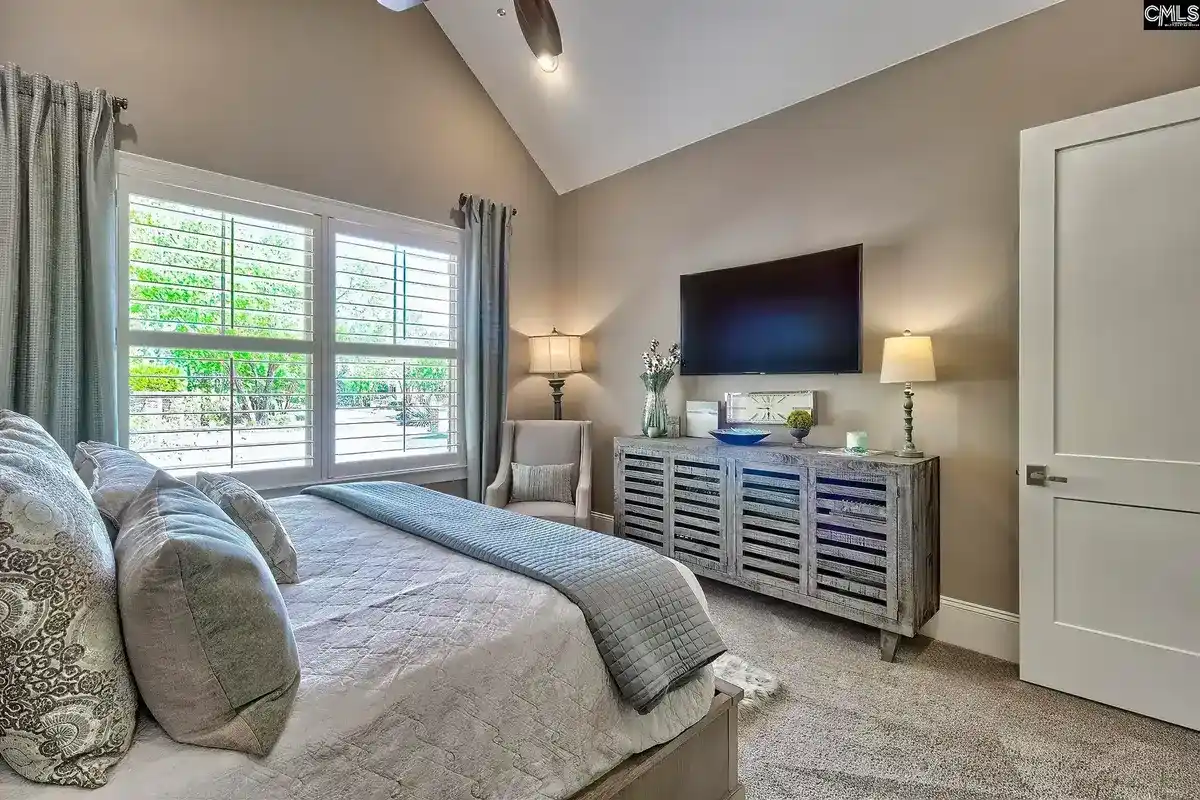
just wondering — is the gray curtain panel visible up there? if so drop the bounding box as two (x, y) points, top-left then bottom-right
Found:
(0, 64), (119, 449)
(461, 195), (512, 502)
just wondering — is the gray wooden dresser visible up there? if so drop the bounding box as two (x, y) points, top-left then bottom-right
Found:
(613, 437), (940, 661)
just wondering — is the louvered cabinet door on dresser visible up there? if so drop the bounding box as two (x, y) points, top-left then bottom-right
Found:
(732, 463), (806, 599)
(808, 471), (898, 624)
(613, 437), (940, 662)
(615, 448), (669, 553)
(668, 455), (727, 572)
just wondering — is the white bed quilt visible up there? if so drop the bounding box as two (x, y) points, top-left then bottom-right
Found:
(1, 496), (713, 800)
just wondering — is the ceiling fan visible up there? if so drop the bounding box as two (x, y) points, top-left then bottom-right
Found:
(378, 0), (564, 72)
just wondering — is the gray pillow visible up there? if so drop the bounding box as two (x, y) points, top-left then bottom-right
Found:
(73, 441), (159, 526)
(0, 412), (138, 788)
(196, 471), (298, 584)
(115, 471), (300, 755)
(511, 462), (575, 504)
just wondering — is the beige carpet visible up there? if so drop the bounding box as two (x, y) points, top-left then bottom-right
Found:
(702, 580), (1200, 800)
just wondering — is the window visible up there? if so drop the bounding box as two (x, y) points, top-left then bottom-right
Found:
(330, 225), (459, 474)
(118, 156), (464, 488)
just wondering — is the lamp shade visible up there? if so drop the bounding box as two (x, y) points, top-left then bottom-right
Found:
(528, 329), (583, 375)
(880, 332), (936, 384)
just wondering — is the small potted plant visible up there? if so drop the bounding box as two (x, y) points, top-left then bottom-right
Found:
(786, 409), (814, 447)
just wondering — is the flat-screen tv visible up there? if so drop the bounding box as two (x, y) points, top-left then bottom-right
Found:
(680, 244), (862, 375)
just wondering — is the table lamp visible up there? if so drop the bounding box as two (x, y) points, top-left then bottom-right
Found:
(528, 328), (583, 420)
(880, 330), (936, 457)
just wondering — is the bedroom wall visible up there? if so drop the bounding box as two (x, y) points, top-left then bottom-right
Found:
(555, 0), (1200, 613)
(0, 0), (560, 495)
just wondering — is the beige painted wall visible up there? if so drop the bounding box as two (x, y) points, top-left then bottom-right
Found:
(6, 0), (1200, 610)
(0, 0), (559, 426)
(556, 0), (1200, 612)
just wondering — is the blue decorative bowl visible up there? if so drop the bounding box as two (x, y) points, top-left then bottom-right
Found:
(709, 428), (771, 446)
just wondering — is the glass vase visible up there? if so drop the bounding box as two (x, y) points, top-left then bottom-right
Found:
(641, 372), (672, 437)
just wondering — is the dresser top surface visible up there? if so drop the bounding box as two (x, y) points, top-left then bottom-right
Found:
(615, 436), (938, 467)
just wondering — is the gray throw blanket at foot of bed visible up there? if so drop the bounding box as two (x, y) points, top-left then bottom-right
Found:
(302, 481), (726, 713)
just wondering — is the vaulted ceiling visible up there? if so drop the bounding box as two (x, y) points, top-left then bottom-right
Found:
(427, 0), (1063, 193)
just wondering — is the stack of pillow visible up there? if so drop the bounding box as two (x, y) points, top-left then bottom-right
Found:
(0, 411), (302, 789)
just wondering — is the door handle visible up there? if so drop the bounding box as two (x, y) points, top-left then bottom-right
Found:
(1026, 465), (1068, 487)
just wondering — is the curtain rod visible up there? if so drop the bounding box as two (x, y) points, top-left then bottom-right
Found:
(458, 193), (517, 218)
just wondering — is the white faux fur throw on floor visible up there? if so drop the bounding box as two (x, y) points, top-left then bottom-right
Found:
(713, 654), (782, 708)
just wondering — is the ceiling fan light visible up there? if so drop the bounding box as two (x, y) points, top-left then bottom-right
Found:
(376, 0), (427, 10)
(515, 0), (563, 67)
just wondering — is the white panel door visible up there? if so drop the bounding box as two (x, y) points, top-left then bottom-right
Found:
(1020, 86), (1200, 730)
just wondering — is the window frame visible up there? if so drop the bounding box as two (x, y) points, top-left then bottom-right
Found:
(116, 153), (467, 491)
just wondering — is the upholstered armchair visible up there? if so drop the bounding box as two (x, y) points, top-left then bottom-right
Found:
(485, 420), (592, 528)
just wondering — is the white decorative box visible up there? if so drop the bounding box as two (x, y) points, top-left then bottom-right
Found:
(725, 391), (817, 425)
(684, 401), (726, 438)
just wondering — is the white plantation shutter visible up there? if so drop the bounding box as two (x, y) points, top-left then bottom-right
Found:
(118, 163), (464, 490)
(333, 354), (458, 466)
(123, 187), (319, 483)
(333, 233), (458, 348)
(329, 223), (460, 475)
(128, 196), (315, 339)
(127, 348), (314, 473)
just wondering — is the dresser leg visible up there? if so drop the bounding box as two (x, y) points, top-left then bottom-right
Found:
(879, 630), (900, 663)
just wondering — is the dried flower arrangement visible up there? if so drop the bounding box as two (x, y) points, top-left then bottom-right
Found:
(640, 339), (681, 387)
(640, 339), (681, 436)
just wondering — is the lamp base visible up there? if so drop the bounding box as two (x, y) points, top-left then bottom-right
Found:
(547, 377), (566, 421)
(896, 384), (924, 458)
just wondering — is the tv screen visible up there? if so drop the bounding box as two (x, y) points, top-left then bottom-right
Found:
(680, 244), (863, 375)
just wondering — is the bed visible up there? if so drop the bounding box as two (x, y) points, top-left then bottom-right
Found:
(0, 495), (742, 800)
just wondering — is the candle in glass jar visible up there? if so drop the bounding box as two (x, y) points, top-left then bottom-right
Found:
(846, 431), (869, 452)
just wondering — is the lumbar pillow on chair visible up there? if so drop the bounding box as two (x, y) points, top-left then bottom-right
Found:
(510, 462), (574, 504)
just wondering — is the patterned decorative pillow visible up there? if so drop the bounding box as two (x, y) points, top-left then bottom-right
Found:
(196, 472), (298, 584)
(0, 412), (138, 788)
(116, 471), (300, 755)
(72, 441), (160, 526)
(510, 463), (575, 504)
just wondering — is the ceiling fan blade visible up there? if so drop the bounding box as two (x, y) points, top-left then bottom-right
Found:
(514, 0), (562, 58)
(377, 0), (428, 11)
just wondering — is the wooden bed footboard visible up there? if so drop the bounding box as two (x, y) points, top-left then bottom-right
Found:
(571, 678), (745, 800)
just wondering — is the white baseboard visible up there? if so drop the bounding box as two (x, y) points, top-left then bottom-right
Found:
(919, 597), (1019, 663)
(590, 513), (1019, 663)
